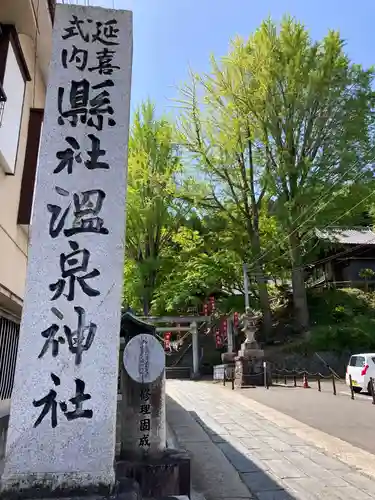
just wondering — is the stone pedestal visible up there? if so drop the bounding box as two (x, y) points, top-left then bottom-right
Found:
(116, 449), (190, 499)
(221, 352), (236, 363)
(234, 343), (268, 387)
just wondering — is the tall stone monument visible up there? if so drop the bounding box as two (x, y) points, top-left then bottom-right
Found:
(1, 4), (132, 498)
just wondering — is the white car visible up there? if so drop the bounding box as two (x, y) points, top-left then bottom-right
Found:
(346, 353), (375, 393)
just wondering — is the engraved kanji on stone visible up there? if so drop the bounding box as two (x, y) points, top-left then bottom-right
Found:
(139, 419), (151, 432)
(62, 15), (90, 42)
(60, 379), (93, 421)
(62, 16), (119, 47)
(47, 187), (109, 239)
(57, 79), (116, 130)
(139, 404), (151, 415)
(33, 373), (61, 428)
(88, 48), (120, 75)
(38, 307), (66, 359)
(33, 373), (93, 428)
(92, 20), (119, 46)
(49, 240), (100, 302)
(37, 306), (96, 365)
(140, 388), (150, 402)
(61, 45), (88, 71)
(64, 306), (97, 366)
(55, 135), (109, 175)
(139, 434), (150, 448)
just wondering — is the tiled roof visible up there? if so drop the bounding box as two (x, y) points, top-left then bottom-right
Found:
(315, 227), (375, 246)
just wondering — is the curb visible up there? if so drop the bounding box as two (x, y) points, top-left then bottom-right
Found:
(166, 422), (179, 450)
(166, 421), (207, 500)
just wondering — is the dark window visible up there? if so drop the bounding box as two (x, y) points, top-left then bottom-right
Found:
(349, 356), (365, 367)
(17, 109), (44, 225)
(0, 316), (20, 400)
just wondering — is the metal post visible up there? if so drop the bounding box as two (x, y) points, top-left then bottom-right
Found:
(243, 263), (250, 309)
(284, 375), (287, 386)
(263, 361), (268, 389)
(332, 373), (336, 395)
(191, 321), (199, 378)
(349, 374), (355, 400)
(317, 374), (321, 392)
(370, 377), (375, 405)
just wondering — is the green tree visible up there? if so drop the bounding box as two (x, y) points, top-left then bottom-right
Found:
(215, 17), (375, 332)
(125, 100), (184, 315)
(152, 216), (248, 314)
(177, 66), (273, 335)
(359, 268), (375, 293)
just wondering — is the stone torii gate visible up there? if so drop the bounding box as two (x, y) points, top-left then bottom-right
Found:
(139, 315), (211, 378)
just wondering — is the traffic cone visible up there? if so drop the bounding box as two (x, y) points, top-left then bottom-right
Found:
(303, 372), (310, 388)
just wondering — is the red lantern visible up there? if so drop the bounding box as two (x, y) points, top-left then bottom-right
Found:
(164, 332), (171, 350)
(233, 312), (239, 328)
(215, 328), (222, 348)
(209, 296), (215, 313)
(222, 320), (227, 341)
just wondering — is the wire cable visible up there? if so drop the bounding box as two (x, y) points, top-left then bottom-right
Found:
(245, 149), (375, 275)
(259, 187), (375, 275)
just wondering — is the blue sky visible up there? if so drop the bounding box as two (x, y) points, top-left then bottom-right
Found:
(86, 0), (375, 118)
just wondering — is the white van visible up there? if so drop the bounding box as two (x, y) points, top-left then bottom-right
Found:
(346, 353), (375, 393)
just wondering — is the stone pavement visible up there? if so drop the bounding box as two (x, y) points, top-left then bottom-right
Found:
(235, 379), (375, 455)
(166, 380), (375, 500)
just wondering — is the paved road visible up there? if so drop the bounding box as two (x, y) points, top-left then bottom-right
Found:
(167, 380), (375, 500)
(223, 380), (375, 455)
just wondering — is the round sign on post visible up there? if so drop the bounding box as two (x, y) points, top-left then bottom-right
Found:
(123, 333), (165, 384)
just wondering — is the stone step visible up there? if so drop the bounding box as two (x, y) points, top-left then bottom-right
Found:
(166, 367), (191, 379)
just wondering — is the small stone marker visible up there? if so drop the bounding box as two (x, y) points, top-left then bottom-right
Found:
(121, 333), (166, 457)
(1, 4), (132, 498)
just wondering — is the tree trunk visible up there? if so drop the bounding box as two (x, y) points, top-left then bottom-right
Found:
(143, 295), (150, 316)
(142, 269), (157, 316)
(250, 231), (273, 337)
(289, 232), (309, 333)
(254, 262), (273, 336)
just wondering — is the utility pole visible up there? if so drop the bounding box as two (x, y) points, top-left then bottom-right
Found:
(191, 321), (199, 378)
(243, 263), (250, 309)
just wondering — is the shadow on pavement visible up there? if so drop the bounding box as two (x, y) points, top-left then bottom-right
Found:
(167, 395), (297, 500)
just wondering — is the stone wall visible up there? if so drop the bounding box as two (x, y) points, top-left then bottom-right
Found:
(267, 351), (351, 377)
